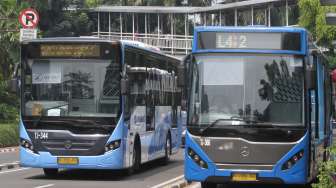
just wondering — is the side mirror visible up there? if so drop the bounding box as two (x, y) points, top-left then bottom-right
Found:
(121, 78), (129, 95)
(306, 67), (316, 90)
(8, 78), (18, 93)
(177, 64), (185, 87)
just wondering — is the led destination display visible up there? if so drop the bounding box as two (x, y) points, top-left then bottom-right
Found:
(197, 32), (302, 51)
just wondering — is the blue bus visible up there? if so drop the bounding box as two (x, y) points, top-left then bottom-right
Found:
(184, 27), (334, 187)
(16, 38), (184, 176)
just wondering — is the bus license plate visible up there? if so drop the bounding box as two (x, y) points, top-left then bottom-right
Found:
(232, 173), (257, 181)
(57, 157), (79, 165)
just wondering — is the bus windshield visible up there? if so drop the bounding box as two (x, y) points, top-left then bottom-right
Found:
(22, 58), (121, 118)
(188, 53), (304, 128)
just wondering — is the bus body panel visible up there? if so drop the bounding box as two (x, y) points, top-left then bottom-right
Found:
(20, 113), (126, 169)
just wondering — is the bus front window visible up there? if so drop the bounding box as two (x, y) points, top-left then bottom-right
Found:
(23, 59), (121, 118)
(188, 53), (304, 129)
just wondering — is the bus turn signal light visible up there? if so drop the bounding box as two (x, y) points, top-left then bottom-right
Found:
(105, 139), (121, 152)
(282, 150), (304, 171)
(187, 148), (208, 169)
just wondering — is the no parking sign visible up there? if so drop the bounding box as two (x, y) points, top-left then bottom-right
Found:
(18, 8), (39, 29)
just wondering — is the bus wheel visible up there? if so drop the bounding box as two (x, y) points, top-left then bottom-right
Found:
(162, 135), (171, 165)
(128, 141), (141, 175)
(43, 168), (58, 177)
(201, 181), (217, 188)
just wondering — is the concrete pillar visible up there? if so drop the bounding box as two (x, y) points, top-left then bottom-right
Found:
(235, 8), (237, 26)
(145, 13), (147, 43)
(286, 0), (289, 26)
(109, 12), (111, 39)
(268, 5), (271, 27)
(219, 10), (222, 26)
(98, 12), (100, 37)
(132, 13), (135, 40)
(185, 13), (188, 54)
(120, 12), (123, 39)
(251, 6), (254, 26)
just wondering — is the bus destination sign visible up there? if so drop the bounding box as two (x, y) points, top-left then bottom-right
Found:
(197, 32), (301, 51)
(40, 44), (101, 58)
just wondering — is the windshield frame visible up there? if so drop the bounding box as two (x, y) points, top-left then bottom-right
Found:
(186, 53), (306, 130)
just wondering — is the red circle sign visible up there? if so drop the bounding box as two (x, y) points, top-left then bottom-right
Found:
(18, 8), (39, 29)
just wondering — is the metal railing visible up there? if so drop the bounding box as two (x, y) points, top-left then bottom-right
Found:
(93, 32), (193, 55)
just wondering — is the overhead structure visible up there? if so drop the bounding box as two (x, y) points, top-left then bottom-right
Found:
(320, 0), (336, 6)
(320, 0), (336, 25)
(91, 0), (299, 55)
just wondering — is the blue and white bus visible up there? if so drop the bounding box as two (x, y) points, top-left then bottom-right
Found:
(184, 27), (334, 187)
(17, 38), (183, 176)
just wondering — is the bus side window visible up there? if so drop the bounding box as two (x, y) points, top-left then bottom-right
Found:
(169, 59), (178, 128)
(145, 55), (156, 132)
(125, 49), (146, 122)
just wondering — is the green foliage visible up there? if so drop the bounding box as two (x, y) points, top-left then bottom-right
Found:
(312, 145), (336, 188)
(0, 81), (18, 123)
(0, 123), (19, 148)
(299, 0), (336, 49)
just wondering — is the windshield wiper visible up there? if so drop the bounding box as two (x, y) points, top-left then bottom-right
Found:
(33, 104), (68, 127)
(230, 116), (259, 124)
(199, 118), (250, 135)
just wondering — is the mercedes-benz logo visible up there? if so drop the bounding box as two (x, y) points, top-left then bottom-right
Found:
(64, 140), (72, 149)
(240, 146), (250, 157)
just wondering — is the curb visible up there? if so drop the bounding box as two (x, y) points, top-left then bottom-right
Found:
(0, 147), (18, 153)
(168, 180), (190, 188)
(0, 161), (20, 171)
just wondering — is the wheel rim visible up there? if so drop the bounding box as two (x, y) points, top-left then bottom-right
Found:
(133, 146), (136, 166)
(166, 138), (171, 159)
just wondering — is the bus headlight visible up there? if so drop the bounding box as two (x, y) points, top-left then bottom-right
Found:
(187, 148), (208, 169)
(20, 138), (36, 153)
(282, 150), (304, 171)
(105, 139), (121, 152)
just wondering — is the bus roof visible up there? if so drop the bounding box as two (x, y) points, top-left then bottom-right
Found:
(22, 37), (181, 62)
(21, 37), (112, 44)
(194, 26), (308, 33)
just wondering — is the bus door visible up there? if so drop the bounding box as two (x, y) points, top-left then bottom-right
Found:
(309, 55), (325, 178)
(316, 58), (326, 159)
(146, 67), (157, 160)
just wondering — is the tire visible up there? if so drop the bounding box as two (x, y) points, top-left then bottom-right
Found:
(162, 135), (171, 165)
(128, 140), (141, 175)
(201, 181), (217, 188)
(43, 168), (58, 177)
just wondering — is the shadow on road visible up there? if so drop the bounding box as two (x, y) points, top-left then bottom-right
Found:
(26, 158), (182, 181)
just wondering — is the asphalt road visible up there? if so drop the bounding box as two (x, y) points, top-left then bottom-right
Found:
(0, 151), (19, 164)
(0, 150), (184, 188)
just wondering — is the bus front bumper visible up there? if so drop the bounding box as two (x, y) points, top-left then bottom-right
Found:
(184, 152), (307, 185)
(20, 146), (125, 169)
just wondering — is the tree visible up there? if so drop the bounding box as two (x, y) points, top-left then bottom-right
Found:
(299, 0), (336, 51)
(0, 0), (27, 122)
